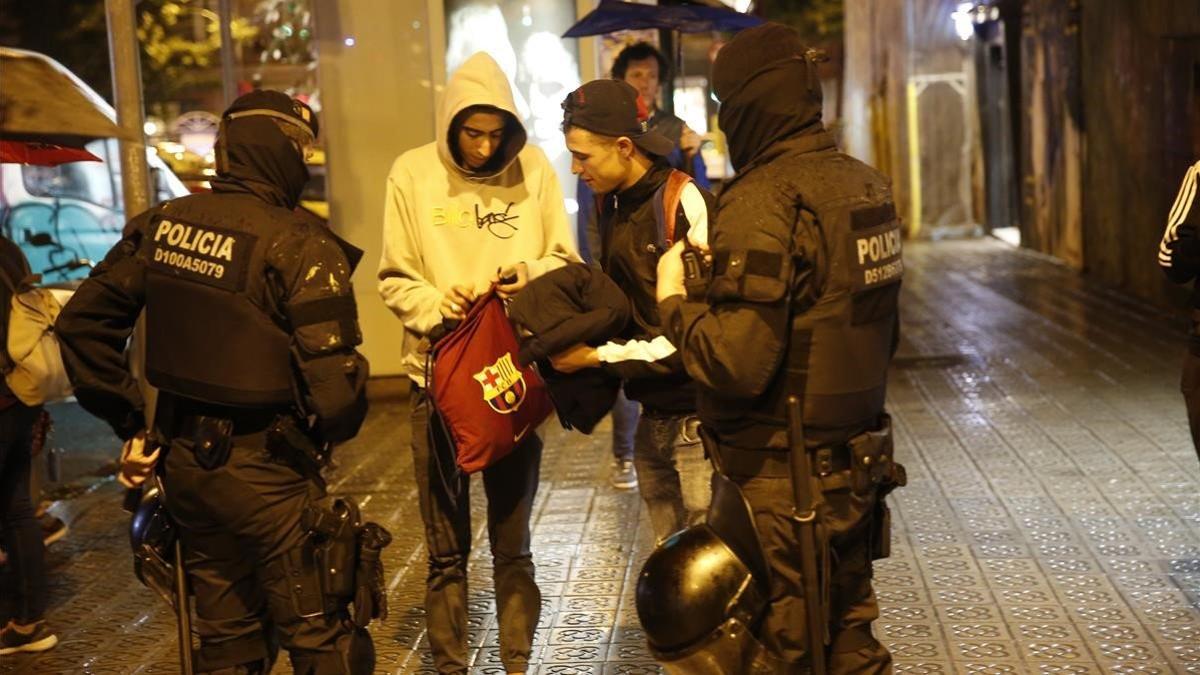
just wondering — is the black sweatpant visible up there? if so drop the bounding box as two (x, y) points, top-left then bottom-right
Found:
(410, 389), (542, 675)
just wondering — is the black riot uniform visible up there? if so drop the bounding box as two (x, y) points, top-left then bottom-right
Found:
(657, 24), (905, 672)
(56, 91), (375, 674)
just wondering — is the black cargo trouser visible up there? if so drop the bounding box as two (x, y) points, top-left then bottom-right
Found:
(1181, 350), (1200, 462)
(163, 432), (373, 674)
(717, 447), (893, 674)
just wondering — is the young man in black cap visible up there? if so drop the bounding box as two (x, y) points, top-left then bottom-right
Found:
(552, 79), (715, 543)
(575, 42), (712, 493)
(57, 90), (381, 674)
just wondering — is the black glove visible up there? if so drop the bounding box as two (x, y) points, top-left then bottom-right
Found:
(681, 244), (712, 301)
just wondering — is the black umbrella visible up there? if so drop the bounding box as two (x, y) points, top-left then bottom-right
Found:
(0, 46), (133, 147)
(563, 0), (762, 37)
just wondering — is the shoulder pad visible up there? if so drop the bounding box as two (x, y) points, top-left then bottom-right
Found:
(289, 294), (362, 355)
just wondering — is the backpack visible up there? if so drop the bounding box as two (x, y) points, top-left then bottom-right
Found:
(429, 288), (554, 474)
(0, 269), (73, 406)
(652, 169), (696, 250)
(592, 169), (701, 263)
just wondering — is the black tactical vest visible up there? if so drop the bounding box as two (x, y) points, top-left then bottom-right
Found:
(137, 193), (296, 407)
(700, 139), (902, 449)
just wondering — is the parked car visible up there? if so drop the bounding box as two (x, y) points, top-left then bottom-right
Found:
(0, 139), (188, 282)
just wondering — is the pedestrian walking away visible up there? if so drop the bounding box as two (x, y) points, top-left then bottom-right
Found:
(0, 235), (57, 656)
(1158, 159), (1200, 462)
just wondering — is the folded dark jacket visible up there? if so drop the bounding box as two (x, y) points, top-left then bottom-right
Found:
(509, 264), (631, 433)
(508, 263), (631, 362)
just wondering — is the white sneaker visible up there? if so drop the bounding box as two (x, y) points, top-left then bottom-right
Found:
(610, 459), (638, 490)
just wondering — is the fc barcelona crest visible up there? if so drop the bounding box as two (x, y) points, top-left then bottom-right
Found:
(473, 353), (527, 414)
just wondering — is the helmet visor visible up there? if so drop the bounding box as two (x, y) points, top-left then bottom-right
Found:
(654, 617), (779, 675)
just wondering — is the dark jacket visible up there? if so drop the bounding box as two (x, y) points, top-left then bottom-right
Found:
(56, 117), (368, 443)
(597, 161), (715, 414)
(508, 262), (631, 364)
(1159, 161), (1200, 353)
(508, 263), (631, 432)
(661, 29), (900, 450)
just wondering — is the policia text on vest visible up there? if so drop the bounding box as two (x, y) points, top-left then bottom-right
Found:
(854, 220), (904, 289)
(150, 218), (249, 285)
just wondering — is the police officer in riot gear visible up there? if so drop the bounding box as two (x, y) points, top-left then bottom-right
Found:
(648, 23), (906, 673)
(56, 90), (381, 674)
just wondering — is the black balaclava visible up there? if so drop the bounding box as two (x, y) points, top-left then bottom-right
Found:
(712, 23), (824, 172)
(210, 90), (317, 209)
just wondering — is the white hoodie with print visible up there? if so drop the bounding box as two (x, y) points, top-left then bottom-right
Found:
(379, 52), (579, 386)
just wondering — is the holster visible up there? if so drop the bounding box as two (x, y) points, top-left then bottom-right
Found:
(305, 499), (360, 603)
(189, 416), (233, 471)
(266, 414), (331, 480)
(299, 499), (393, 628)
(845, 414), (907, 560)
(352, 522), (392, 627)
(681, 245), (712, 301)
(847, 414), (904, 496)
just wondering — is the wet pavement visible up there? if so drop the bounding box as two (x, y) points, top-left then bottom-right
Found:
(3, 238), (1200, 674)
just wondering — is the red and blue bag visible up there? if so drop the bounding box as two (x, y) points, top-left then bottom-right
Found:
(429, 288), (553, 474)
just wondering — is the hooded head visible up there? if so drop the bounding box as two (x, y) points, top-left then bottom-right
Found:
(212, 90), (317, 208)
(439, 52), (527, 178)
(712, 23), (824, 172)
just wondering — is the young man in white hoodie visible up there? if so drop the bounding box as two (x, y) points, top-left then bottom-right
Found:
(378, 52), (577, 675)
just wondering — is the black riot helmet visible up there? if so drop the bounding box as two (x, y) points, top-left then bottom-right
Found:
(636, 468), (781, 674)
(636, 524), (780, 673)
(213, 90), (317, 209)
(128, 478), (183, 609)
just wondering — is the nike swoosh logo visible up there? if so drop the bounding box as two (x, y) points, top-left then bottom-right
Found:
(514, 424), (531, 443)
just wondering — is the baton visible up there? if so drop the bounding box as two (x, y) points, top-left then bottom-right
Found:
(788, 395), (827, 674)
(175, 536), (194, 674)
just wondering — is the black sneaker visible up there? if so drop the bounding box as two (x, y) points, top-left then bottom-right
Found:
(40, 515), (68, 547)
(0, 621), (58, 655)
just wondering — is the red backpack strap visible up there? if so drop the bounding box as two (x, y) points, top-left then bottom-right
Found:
(659, 169), (694, 248)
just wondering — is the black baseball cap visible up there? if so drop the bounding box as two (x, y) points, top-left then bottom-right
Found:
(561, 80), (674, 157)
(222, 90), (318, 140)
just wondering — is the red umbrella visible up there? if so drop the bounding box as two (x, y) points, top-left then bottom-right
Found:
(0, 139), (102, 166)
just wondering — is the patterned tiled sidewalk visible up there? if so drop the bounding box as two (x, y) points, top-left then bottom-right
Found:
(4, 238), (1200, 674)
